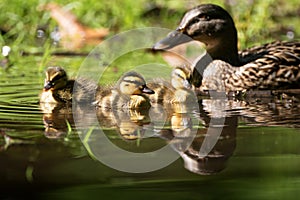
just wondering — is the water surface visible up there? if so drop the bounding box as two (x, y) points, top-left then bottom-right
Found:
(0, 62), (299, 199)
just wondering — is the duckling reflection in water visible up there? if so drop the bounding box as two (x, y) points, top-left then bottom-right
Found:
(95, 71), (154, 110)
(42, 105), (73, 138)
(169, 114), (237, 175)
(118, 120), (142, 140)
(40, 66), (98, 109)
(113, 100), (152, 141)
(171, 113), (193, 138)
(96, 104), (152, 140)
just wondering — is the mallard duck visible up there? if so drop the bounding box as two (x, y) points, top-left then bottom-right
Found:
(95, 71), (155, 110)
(153, 4), (300, 94)
(39, 66), (97, 104)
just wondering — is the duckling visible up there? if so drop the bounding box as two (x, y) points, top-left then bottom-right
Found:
(171, 67), (197, 104)
(153, 4), (300, 93)
(40, 66), (97, 104)
(147, 66), (196, 105)
(147, 79), (174, 105)
(40, 66), (72, 104)
(95, 71), (155, 110)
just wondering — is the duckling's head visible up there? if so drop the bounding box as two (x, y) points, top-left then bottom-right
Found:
(116, 71), (155, 95)
(44, 66), (68, 91)
(153, 4), (239, 65)
(171, 67), (192, 90)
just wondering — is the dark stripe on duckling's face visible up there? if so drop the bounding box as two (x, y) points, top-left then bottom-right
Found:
(118, 71), (155, 95)
(44, 66), (68, 91)
(120, 79), (154, 95)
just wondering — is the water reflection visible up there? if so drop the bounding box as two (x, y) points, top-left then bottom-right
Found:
(41, 104), (73, 138)
(11, 89), (300, 175)
(155, 102), (237, 175)
(174, 116), (237, 175)
(109, 108), (151, 140)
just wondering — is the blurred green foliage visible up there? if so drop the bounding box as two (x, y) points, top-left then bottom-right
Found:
(1, 0), (299, 46)
(0, 0), (299, 83)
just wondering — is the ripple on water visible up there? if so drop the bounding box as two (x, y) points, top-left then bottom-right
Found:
(0, 81), (44, 131)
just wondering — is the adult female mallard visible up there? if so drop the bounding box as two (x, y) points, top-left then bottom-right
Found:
(40, 66), (97, 104)
(95, 71), (155, 110)
(153, 4), (300, 94)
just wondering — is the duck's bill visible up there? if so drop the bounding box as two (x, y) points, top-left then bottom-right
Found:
(142, 86), (155, 94)
(44, 81), (53, 91)
(183, 79), (192, 89)
(152, 30), (193, 50)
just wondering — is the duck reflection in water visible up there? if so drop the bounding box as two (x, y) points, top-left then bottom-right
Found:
(159, 109), (237, 175)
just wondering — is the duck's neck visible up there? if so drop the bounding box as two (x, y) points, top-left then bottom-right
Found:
(206, 28), (240, 66)
(208, 43), (239, 66)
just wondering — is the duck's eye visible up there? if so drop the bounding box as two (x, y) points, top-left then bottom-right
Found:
(196, 14), (210, 21)
(190, 18), (199, 24)
(190, 14), (209, 24)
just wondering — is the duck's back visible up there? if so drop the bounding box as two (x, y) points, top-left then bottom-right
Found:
(239, 41), (300, 66)
(237, 41), (300, 89)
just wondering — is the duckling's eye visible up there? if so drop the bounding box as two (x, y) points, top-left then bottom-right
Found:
(175, 72), (185, 80)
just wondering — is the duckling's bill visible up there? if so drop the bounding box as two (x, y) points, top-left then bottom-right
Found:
(44, 81), (54, 91)
(142, 85), (155, 94)
(183, 79), (192, 89)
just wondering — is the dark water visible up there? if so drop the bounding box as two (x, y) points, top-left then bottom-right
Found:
(0, 65), (300, 200)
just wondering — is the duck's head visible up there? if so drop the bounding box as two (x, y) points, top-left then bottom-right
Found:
(44, 66), (68, 91)
(171, 67), (192, 90)
(117, 71), (155, 95)
(153, 4), (239, 65)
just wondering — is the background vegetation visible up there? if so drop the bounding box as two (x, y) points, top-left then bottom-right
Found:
(0, 0), (299, 83)
(0, 2), (299, 198)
